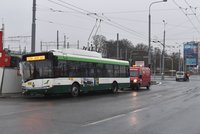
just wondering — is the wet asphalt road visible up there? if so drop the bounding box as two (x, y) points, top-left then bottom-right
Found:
(1, 76), (200, 134)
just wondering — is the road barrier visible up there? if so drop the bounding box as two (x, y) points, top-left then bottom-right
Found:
(0, 67), (22, 94)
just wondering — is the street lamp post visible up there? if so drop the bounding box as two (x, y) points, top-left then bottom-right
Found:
(179, 46), (181, 71)
(162, 20), (167, 80)
(148, 0), (167, 68)
(152, 39), (165, 80)
(31, 0), (36, 53)
(175, 42), (182, 71)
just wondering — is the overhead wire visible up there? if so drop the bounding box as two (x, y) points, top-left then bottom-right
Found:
(36, 18), (91, 31)
(100, 14), (146, 37)
(101, 8), (182, 14)
(48, 0), (147, 40)
(173, 0), (200, 34)
(48, 0), (95, 17)
(36, 5), (149, 39)
(184, 0), (200, 25)
(57, 0), (93, 14)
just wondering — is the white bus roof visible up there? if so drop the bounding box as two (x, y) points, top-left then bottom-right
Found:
(50, 49), (129, 66)
(50, 49), (102, 58)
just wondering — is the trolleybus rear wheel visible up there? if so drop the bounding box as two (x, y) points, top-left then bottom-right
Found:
(111, 82), (118, 94)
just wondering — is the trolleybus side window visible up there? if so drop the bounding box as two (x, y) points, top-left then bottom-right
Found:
(119, 65), (128, 77)
(114, 65), (120, 77)
(54, 60), (68, 77)
(105, 64), (113, 77)
(68, 61), (79, 77)
(119, 66), (124, 77)
(87, 63), (95, 77)
(79, 62), (88, 77)
(96, 63), (104, 77)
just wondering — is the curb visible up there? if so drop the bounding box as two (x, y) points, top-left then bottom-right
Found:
(151, 81), (158, 85)
(0, 93), (22, 98)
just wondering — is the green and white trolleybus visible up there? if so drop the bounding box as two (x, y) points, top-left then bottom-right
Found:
(20, 49), (130, 97)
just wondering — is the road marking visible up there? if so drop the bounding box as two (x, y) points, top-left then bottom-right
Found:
(153, 94), (163, 99)
(82, 114), (126, 127)
(83, 107), (149, 127)
(82, 107), (149, 127)
(130, 107), (149, 113)
(0, 109), (40, 117)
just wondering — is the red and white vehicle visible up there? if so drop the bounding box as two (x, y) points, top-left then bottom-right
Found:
(130, 65), (151, 90)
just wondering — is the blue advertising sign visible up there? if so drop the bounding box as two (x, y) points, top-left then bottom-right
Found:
(186, 58), (197, 65)
(184, 42), (198, 65)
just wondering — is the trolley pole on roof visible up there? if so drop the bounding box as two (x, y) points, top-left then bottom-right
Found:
(117, 33), (119, 59)
(31, 0), (36, 53)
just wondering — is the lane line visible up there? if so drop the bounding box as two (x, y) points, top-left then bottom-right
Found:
(153, 94), (163, 100)
(82, 114), (126, 127)
(0, 109), (40, 117)
(83, 107), (149, 127)
(130, 107), (149, 113)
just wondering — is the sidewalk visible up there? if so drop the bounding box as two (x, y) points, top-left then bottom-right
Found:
(152, 75), (175, 81)
(151, 75), (175, 85)
(0, 93), (22, 98)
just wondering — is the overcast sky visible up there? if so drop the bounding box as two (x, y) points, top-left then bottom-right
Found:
(1, 0), (200, 53)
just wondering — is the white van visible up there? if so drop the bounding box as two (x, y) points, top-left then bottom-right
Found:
(176, 71), (188, 81)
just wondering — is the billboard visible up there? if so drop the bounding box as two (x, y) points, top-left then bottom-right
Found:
(186, 58), (197, 65)
(184, 42), (198, 65)
(198, 42), (200, 66)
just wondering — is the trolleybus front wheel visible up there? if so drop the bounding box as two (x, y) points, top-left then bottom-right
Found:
(71, 83), (80, 97)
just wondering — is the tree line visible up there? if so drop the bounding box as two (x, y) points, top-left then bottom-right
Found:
(87, 35), (181, 74)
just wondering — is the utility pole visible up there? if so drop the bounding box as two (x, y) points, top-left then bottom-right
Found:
(57, 30), (59, 50)
(148, 0), (167, 68)
(40, 41), (42, 51)
(0, 23), (5, 51)
(125, 47), (128, 60)
(179, 45), (181, 71)
(31, 0), (36, 53)
(64, 35), (66, 49)
(77, 40), (79, 49)
(117, 33), (119, 59)
(160, 53), (162, 75)
(162, 20), (166, 80)
(154, 49), (157, 79)
(148, 9), (151, 68)
(67, 42), (69, 49)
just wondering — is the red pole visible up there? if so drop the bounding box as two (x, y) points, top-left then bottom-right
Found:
(0, 31), (2, 51)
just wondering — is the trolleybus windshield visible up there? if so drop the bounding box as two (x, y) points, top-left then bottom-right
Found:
(130, 70), (139, 77)
(21, 60), (53, 82)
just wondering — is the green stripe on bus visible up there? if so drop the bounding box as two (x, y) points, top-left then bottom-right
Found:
(57, 55), (129, 66)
